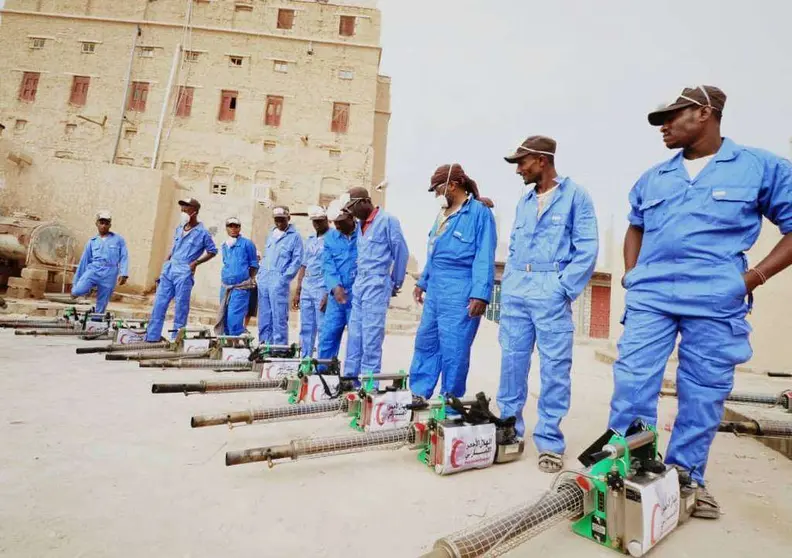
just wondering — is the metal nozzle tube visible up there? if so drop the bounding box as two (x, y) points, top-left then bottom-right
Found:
(151, 383), (205, 394)
(719, 419), (792, 438)
(191, 411), (252, 428)
(191, 399), (346, 428)
(226, 443), (296, 466)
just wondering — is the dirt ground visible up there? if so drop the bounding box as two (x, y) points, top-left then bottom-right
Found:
(1, 320), (791, 557)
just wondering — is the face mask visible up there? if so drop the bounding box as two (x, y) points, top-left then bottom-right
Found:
(225, 237), (237, 247)
(272, 229), (285, 240)
(435, 193), (449, 210)
(179, 212), (190, 225)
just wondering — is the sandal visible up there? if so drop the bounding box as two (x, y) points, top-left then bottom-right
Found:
(692, 486), (721, 519)
(537, 451), (564, 473)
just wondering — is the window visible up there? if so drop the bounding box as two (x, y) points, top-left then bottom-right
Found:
(14, 120), (27, 132)
(139, 47), (155, 58)
(124, 129), (136, 140)
(229, 56), (243, 67)
(263, 140), (277, 152)
(218, 90), (238, 121)
(211, 183), (228, 196)
(18, 72), (40, 102)
(331, 102), (349, 133)
(264, 96), (283, 127)
(176, 86), (194, 117)
(339, 16), (356, 37)
(185, 50), (201, 63)
(338, 69), (354, 80)
(81, 42), (97, 54)
(235, 1), (253, 12)
(273, 60), (289, 73)
(30, 38), (46, 49)
(127, 82), (149, 112)
(65, 124), (77, 136)
(329, 149), (341, 159)
(277, 8), (295, 29)
(69, 76), (90, 106)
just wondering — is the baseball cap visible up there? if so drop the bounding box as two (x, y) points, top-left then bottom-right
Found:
(96, 210), (112, 221)
(308, 206), (327, 220)
(178, 197), (201, 210)
(504, 136), (557, 163)
(647, 85), (726, 126)
(225, 217), (241, 226)
(272, 206), (290, 218)
(326, 200), (349, 222)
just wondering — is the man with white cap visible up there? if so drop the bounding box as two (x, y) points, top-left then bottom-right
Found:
(145, 198), (217, 342)
(71, 210), (129, 313)
(293, 206), (330, 356)
(317, 202), (359, 364)
(257, 206), (304, 344)
(219, 217), (258, 335)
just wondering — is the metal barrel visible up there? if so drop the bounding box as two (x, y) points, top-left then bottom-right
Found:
(225, 426), (413, 467)
(423, 482), (585, 558)
(719, 419), (792, 438)
(139, 358), (252, 370)
(0, 320), (73, 329)
(134, 350), (210, 362)
(663, 387), (782, 407)
(16, 328), (108, 337)
(106, 350), (177, 361)
(77, 340), (168, 354)
(151, 383), (205, 394)
(191, 398), (346, 428)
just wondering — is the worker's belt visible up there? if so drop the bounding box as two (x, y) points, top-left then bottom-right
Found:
(357, 270), (389, 278)
(515, 262), (565, 272)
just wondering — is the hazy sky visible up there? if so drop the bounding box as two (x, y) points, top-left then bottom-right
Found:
(377, 0), (792, 265)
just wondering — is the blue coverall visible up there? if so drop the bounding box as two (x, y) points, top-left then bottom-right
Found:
(497, 177), (599, 453)
(257, 225), (303, 344)
(219, 236), (258, 336)
(299, 234), (327, 357)
(344, 210), (409, 378)
(317, 226), (358, 362)
(72, 232), (129, 313)
(410, 197), (497, 398)
(609, 138), (792, 484)
(146, 223), (217, 342)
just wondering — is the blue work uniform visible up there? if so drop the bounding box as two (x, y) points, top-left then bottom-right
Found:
(318, 226), (358, 362)
(257, 225), (303, 345)
(344, 210), (409, 378)
(608, 138), (792, 485)
(220, 236), (258, 336)
(497, 177), (599, 453)
(146, 223), (217, 342)
(410, 197), (497, 399)
(72, 232), (129, 313)
(298, 234), (327, 357)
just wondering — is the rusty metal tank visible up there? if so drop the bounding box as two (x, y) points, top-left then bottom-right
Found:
(0, 213), (77, 270)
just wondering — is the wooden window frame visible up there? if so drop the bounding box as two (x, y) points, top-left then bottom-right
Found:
(264, 95), (283, 127)
(69, 75), (90, 106)
(331, 102), (350, 134)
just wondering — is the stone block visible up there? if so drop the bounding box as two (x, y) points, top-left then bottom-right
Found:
(21, 268), (50, 282)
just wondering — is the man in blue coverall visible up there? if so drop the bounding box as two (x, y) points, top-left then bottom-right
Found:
(146, 198), (217, 342)
(71, 210), (129, 313)
(317, 204), (358, 363)
(497, 136), (599, 473)
(219, 217), (258, 335)
(342, 187), (409, 379)
(257, 206), (303, 345)
(608, 85), (792, 518)
(293, 206), (330, 357)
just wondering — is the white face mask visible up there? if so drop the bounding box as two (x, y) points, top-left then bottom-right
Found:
(272, 228), (285, 240)
(225, 237), (237, 247)
(179, 212), (190, 225)
(435, 192), (449, 210)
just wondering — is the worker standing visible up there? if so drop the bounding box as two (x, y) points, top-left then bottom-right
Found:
(608, 85), (792, 518)
(342, 187), (409, 379)
(293, 207), (330, 356)
(219, 217), (258, 336)
(257, 206), (303, 345)
(145, 198), (217, 342)
(410, 164), (496, 399)
(71, 210), (129, 313)
(497, 136), (599, 473)
(317, 203), (358, 363)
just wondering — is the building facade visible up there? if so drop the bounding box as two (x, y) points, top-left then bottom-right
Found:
(0, 0), (391, 249)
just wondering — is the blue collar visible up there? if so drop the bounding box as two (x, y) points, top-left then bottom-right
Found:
(657, 137), (739, 174)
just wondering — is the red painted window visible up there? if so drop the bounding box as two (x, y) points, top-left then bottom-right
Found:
(69, 76), (90, 106)
(218, 90), (238, 121)
(331, 102), (349, 133)
(18, 72), (40, 101)
(176, 86), (194, 117)
(277, 9), (295, 29)
(264, 96), (283, 127)
(127, 81), (149, 112)
(339, 16), (356, 36)
(589, 285), (611, 339)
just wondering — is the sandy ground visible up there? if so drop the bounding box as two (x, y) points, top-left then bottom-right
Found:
(1, 320), (791, 557)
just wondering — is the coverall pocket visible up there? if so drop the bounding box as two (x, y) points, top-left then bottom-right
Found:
(550, 319), (575, 333)
(638, 198), (666, 231)
(707, 187), (757, 226)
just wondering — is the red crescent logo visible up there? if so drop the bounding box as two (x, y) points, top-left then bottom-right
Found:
(450, 439), (465, 469)
(375, 403), (386, 425)
(119, 333), (128, 344)
(311, 384), (321, 402)
(650, 503), (661, 544)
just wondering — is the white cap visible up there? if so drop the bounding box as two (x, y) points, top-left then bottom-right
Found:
(338, 193), (351, 208)
(96, 210), (112, 221)
(272, 206), (289, 218)
(326, 200), (348, 222)
(308, 206), (327, 220)
(225, 217), (241, 226)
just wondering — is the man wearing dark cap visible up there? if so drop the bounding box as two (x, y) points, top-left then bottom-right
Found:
(145, 197), (217, 342)
(498, 135), (599, 474)
(608, 85), (792, 518)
